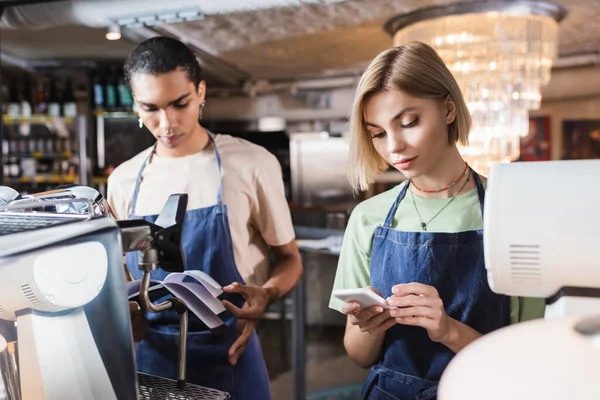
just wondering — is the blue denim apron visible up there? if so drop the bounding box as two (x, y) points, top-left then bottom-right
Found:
(363, 170), (510, 400)
(125, 131), (271, 400)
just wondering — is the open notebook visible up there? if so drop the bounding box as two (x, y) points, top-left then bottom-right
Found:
(127, 270), (226, 332)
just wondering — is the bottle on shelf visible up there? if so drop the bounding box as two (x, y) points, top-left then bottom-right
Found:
(2, 70), (83, 189)
(105, 68), (118, 112)
(19, 75), (33, 136)
(7, 81), (20, 117)
(117, 68), (134, 112)
(48, 79), (61, 118)
(92, 71), (105, 112)
(35, 76), (48, 115)
(21, 75), (33, 118)
(62, 78), (77, 118)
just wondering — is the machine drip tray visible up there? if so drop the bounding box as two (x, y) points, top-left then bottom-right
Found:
(137, 372), (230, 400)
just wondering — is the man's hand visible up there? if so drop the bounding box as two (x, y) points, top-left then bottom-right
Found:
(228, 304), (259, 366)
(222, 282), (272, 365)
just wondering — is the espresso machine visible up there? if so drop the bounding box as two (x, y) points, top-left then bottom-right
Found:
(0, 185), (230, 400)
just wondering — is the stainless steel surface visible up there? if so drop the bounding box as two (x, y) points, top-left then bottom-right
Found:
(292, 272), (305, 400)
(139, 271), (172, 313)
(289, 133), (355, 207)
(0, 342), (21, 400)
(139, 271), (189, 389)
(0, 214), (118, 258)
(291, 226), (346, 400)
(137, 373), (229, 400)
(53, 185), (116, 218)
(119, 224), (153, 253)
(0, 187), (19, 206)
(2, 186), (115, 219)
(178, 310), (188, 386)
(97, 115), (105, 169)
(139, 248), (159, 267)
(3, 197), (95, 218)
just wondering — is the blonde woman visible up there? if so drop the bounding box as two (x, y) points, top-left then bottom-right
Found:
(329, 42), (544, 400)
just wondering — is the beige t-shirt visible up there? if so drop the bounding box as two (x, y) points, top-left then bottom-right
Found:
(107, 133), (295, 286)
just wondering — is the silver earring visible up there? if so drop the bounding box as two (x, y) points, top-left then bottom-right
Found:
(138, 118), (143, 128)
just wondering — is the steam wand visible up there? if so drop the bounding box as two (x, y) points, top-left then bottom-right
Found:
(138, 263), (188, 390)
(118, 193), (190, 390)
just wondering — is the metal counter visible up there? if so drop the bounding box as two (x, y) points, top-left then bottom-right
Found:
(292, 226), (344, 400)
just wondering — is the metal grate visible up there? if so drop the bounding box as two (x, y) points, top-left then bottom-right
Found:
(137, 373), (230, 400)
(0, 213), (83, 236)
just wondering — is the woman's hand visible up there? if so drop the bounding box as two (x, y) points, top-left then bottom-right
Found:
(385, 282), (453, 343)
(342, 287), (396, 336)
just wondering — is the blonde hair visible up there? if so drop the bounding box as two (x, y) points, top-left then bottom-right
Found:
(348, 41), (472, 192)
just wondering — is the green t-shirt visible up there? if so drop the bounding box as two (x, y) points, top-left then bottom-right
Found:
(329, 180), (545, 324)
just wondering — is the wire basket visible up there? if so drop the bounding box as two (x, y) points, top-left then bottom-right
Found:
(137, 372), (230, 400)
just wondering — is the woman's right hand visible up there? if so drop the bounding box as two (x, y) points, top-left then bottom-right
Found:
(341, 287), (396, 335)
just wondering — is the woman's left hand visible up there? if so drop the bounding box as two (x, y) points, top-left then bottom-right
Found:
(385, 282), (454, 343)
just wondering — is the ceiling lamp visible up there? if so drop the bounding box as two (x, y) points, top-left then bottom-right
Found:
(385, 1), (567, 174)
(106, 24), (121, 40)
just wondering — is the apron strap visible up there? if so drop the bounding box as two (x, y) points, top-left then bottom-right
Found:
(471, 167), (486, 220)
(205, 130), (224, 205)
(129, 143), (156, 216)
(383, 181), (409, 228)
(382, 165), (486, 228)
(129, 129), (225, 215)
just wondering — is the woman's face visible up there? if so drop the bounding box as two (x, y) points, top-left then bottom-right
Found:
(363, 90), (456, 180)
(131, 68), (206, 151)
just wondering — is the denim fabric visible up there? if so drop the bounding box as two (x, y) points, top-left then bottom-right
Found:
(125, 131), (271, 400)
(362, 171), (510, 400)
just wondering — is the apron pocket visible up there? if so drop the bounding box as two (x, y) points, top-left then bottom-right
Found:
(415, 385), (437, 400)
(372, 365), (437, 400)
(369, 385), (401, 400)
(184, 328), (237, 394)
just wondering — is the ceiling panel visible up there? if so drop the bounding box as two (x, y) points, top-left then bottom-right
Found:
(1, 0), (599, 82)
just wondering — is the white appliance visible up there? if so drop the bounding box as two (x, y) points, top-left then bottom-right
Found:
(0, 208), (136, 400)
(0, 189), (230, 400)
(439, 159), (600, 400)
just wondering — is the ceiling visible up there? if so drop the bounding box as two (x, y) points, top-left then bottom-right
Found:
(1, 0), (599, 86)
(0, 24), (136, 61)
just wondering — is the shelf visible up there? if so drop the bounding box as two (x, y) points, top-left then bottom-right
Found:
(2, 115), (75, 124)
(94, 111), (137, 119)
(3, 176), (109, 186)
(4, 175), (79, 185)
(4, 151), (73, 159)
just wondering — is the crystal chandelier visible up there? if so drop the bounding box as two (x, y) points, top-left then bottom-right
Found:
(385, 1), (566, 174)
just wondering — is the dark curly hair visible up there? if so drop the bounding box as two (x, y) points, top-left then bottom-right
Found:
(124, 36), (202, 90)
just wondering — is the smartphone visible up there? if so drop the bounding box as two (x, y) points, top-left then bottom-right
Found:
(333, 288), (394, 310)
